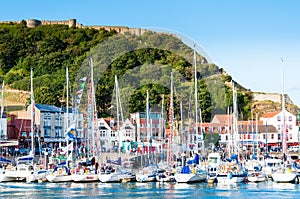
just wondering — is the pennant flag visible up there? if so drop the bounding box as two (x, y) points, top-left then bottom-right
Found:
(79, 77), (87, 82)
(80, 82), (85, 89)
(60, 142), (74, 155)
(76, 89), (83, 94)
(64, 123), (76, 139)
(75, 94), (82, 99)
(75, 99), (80, 105)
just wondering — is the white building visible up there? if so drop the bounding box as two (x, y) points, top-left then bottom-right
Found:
(97, 118), (114, 150)
(97, 117), (136, 152)
(260, 110), (298, 146)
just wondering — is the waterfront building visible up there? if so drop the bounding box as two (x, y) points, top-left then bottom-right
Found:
(98, 117), (136, 151)
(130, 112), (162, 142)
(17, 103), (84, 148)
(260, 110), (299, 147)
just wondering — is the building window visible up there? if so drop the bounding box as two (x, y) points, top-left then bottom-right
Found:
(277, 116), (281, 121)
(263, 134), (266, 139)
(289, 116), (292, 121)
(55, 117), (62, 126)
(289, 125), (293, 130)
(225, 135), (228, 141)
(55, 129), (61, 138)
(140, 124), (143, 128)
(44, 129), (50, 137)
(44, 117), (51, 126)
(271, 134), (274, 139)
(289, 134), (293, 140)
(100, 130), (106, 137)
(78, 121), (82, 128)
(111, 131), (115, 137)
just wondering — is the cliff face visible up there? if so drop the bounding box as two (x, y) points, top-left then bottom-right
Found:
(251, 92), (299, 116)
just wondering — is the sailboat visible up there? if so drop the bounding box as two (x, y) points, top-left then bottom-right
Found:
(271, 59), (298, 183)
(174, 46), (207, 183)
(72, 58), (99, 182)
(135, 90), (164, 183)
(99, 75), (135, 183)
(216, 84), (247, 184)
(46, 66), (73, 183)
(4, 69), (36, 182)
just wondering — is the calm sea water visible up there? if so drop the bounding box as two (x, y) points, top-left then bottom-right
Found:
(0, 181), (299, 199)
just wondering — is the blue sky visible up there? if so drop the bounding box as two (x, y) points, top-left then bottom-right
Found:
(2, 0), (300, 106)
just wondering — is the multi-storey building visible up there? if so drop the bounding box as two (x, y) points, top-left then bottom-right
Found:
(98, 117), (136, 151)
(24, 103), (84, 148)
(260, 110), (298, 146)
(130, 112), (163, 142)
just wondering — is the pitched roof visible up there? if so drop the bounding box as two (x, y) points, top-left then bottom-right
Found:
(211, 114), (232, 124)
(35, 104), (61, 113)
(262, 111), (280, 118)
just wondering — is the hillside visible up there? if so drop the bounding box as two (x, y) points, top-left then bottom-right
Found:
(0, 19), (298, 121)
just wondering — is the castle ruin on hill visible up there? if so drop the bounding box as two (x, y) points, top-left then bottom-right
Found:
(1, 18), (147, 36)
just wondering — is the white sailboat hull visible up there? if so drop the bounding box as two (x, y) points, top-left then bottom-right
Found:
(46, 173), (73, 183)
(98, 172), (122, 183)
(174, 173), (206, 183)
(136, 174), (157, 182)
(247, 174), (267, 183)
(26, 170), (49, 183)
(216, 173), (246, 184)
(72, 173), (99, 182)
(0, 170), (16, 182)
(272, 172), (297, 183)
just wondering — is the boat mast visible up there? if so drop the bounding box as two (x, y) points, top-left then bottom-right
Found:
(115, 75), (123, 158)
(146, 89), (150, 162)
(251, 110), (255, 156)
(194, 44), (198, 152)
(281, 58), (287, 157)
(233, 83), (238, 155)
(266, 121), (268, 157)
(30, 68), (34, 155)
(180, 100), (184, 152)
(0, 80), (4, 140)
(160, 95), (165, 161)
(256, 113), (259, 157)
(227, 106), (231, 157)
(66, 65), (69, 158)
(90, 57), (96, 158)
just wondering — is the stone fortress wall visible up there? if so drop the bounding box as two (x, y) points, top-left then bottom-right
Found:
(253, 92), (293, 104)
(1, 18), (147, 36)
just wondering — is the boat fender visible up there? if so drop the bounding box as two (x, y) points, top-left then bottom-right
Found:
(229, 171), (233, 179)
(192, 168), (197, 174)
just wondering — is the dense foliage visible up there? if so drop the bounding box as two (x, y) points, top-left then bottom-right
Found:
(0, 22), (252, 121)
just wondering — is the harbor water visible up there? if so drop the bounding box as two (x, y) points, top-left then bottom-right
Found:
(1, 180), (300, 198)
